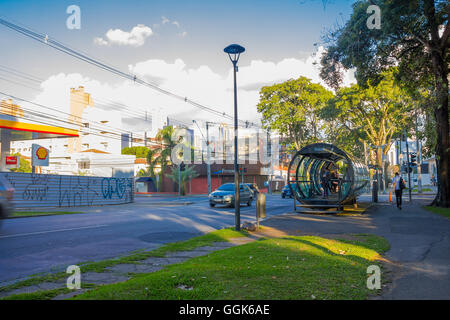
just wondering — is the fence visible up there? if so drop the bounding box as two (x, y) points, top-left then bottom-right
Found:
(0, 172), (134, 208)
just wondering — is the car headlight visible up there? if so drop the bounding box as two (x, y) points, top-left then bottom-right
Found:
(224, 195), (233, 200)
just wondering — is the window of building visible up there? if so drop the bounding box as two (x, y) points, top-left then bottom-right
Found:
(78, 161), (90, 169)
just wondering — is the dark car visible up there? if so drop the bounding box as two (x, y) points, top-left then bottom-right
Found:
(209, 183), (253, 208)
(0, 176), (14, 228)
(245, 183), (259, 197)
(281, 183), (296, 198)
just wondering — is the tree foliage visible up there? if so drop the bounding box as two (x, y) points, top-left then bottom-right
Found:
(257, 77), (333, 151)
(121, 146), (150, 158)
(321, 70), (414, 166)
(320, 0), (449, 207)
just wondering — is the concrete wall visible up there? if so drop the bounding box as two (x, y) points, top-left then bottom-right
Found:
(0, 172), (134, 208)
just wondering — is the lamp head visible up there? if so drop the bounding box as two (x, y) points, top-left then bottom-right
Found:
(224, 44), (245, 64)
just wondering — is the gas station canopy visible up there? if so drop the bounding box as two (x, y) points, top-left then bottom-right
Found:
(0, 115), (78, 141)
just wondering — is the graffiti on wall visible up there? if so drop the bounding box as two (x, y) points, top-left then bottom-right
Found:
(23, 174), (50, 201)
(58, 175), (100, 207)
(0, 172), (134, 208)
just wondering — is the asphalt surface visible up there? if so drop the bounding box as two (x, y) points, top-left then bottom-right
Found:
(0, 194), (293, 285)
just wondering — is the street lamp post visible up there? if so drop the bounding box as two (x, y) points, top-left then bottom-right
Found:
(224, 44), (245, 231)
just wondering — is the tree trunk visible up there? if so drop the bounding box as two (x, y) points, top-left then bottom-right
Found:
(425, 0), (450, 208)
(434, 90), (450, 207)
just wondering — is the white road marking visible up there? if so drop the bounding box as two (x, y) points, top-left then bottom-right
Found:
(0, 224), (109, 239)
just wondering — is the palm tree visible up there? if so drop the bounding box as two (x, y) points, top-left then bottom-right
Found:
(137, 148), (158, 179)
(167, 165), (199, 195)
(154, 126), (182, 190)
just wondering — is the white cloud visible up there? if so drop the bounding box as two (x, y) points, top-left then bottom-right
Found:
(178, 31), (187, 37)
(172, 21), (180, 28)
(32, 47), (355, 133)
(93, 37), (108, 46)
(94, 24), (153, 47)
(161, 16), (170, 25)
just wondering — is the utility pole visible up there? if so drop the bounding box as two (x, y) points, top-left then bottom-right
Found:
(144, 111), (148, 147)
(405, 130), (412, 201)
(178, 163), (181, 196)
(206, 122), (212, 195)
(267, 130), (273, 195)
(415, 101), (422, 193)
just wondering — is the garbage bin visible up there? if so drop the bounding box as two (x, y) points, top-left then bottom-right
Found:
(256, 193), (266, 228)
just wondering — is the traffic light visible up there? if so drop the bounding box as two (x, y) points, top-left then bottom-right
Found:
(239, 167), (247, 173)
(410, 153), (417, 167)
(180, 162), (185, 171)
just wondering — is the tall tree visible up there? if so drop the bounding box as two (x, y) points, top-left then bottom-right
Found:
(320, 0), (449, 207)
(321, 70), (414, 170)
(257, 77), (333, 151)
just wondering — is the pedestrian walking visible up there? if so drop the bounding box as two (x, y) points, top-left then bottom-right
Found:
(392, 172), (405, 210)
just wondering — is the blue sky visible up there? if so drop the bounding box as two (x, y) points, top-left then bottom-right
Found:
(0, 0), (357, 126)
(0, 0), (354, 76)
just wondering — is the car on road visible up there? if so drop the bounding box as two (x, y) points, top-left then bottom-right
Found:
(281, 183), (297, 198)
(209, 183), (253, 208)
(0, 176), (14, 228)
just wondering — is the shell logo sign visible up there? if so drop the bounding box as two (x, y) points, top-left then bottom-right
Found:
(36, 147), (48, 160)
(31, 144), (49, 167)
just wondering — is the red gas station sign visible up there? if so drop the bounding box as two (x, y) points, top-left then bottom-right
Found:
(5, 156), (18, 165)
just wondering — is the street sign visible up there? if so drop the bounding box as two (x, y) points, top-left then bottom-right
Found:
(31, 144), (49, 167)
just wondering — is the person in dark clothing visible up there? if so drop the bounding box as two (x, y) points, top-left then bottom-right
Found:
(321, 169), (331, 198)
(392, 172), (405, 210)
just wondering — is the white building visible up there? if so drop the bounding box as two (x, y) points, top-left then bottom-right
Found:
(8, 86), (147, 177)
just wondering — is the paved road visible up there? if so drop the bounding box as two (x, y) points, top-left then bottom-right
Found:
(0, 194), (293, 285)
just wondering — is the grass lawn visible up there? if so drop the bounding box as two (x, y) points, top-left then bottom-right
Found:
(425, 206), (450, 219)
(10, 211), (84, 218)
(0, 228), (249, 295)
(73, 233), (390, 300)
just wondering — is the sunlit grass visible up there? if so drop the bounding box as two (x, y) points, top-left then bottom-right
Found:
(73, 234), (389, 300)
(425, 206), (450, 219)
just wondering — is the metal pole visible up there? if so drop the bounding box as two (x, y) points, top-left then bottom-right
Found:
(415, 101), (422, 193)
(206, 122), (212, 195)
(267, 130), (273, 195)
(381, 146), (386, 194)
(178, 164), (181, 196)
(233, 61), (240, 231)
(405, 130), (412, 201)
(364, 141), (368, 166)
(145, 111), (148, 147)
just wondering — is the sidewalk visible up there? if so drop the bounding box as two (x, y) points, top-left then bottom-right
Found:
(262, 198), (450, 300)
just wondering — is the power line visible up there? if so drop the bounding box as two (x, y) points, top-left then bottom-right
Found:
(0, 17), (263, 129)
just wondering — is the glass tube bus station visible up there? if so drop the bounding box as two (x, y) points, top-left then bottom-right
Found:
(287, 143), (370, 213)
